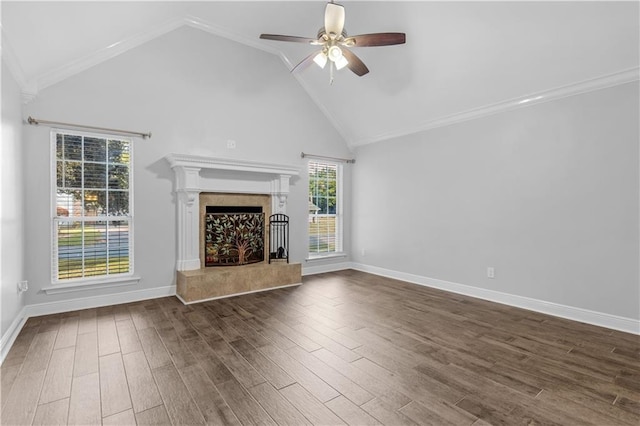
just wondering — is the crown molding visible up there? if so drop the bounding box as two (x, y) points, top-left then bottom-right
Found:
(0, 30), (37, 103)
(35, 17), (188, 94)
(8, 10), (637, 147)
(183, 15), (280, 57)
(1, 29), (27, 87)
(348, 67), (640, 148)
(16, 14), (303, 103)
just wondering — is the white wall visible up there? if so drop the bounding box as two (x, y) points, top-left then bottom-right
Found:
(352, 82), (639, 321)
(22, 26), (352, 306)
(1, 62), (27, 338)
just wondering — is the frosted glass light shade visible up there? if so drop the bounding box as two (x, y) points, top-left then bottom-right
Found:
(313, 52), (328, 69)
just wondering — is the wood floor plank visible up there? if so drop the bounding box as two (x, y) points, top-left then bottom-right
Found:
(68, 372), (101, 426)
(279, 383), (346, 425)
(259, 344), (340, 403)
(1, 328), (37, 368)
(97, 315), (121, 356)
(292, 322), (362, 362)
(54, 317), (78, 349)
(615, 396), (640, 417)
(182, 335), (235, 385)
(216, 377), (277, 426)
(116, 317), (143, 355)
(248, 382), (311, 425)
(77, 308), (97, 335)
(103, 408), (136, 425)
(286, 345), (374, 406)
(536, 389), (637, 426)
(156, 324), (197, 369)
(138, 327), (172, 370)
(325, 395), (382, 425)
(230, 338), (296, 390)
(39, 346), (75, 404)
(402, 399), (476, 426)
(0, 364), (21, 411)
(0, 370), (46, 426)
(164, 308), (200, 341)
(261, 316), (322, 352)
(135, 405), (172, 425)
(123, 350), (163, 413)
(360, 398), (420, 426)
(129, 305), (153, 331)
(201, 307), (243, 342)
(178, 364), (240, 425)
(152, 364), (206, 425)
(222, 315), (272, 348)
(37, 315), (62, 333)
(205, 334), (266, 388)
(312, 348), (412, 409)
(243, 316), (298, 350)
(73, 331), (98, 377)
(32, 397), (69, 425)
(99, 352), (132, 417)
(21, 330), (57, 373)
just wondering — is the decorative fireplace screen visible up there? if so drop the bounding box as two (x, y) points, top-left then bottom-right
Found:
(205, 206), (264, 266)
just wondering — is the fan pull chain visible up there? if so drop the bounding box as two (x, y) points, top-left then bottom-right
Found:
(330, 61), (335, 84)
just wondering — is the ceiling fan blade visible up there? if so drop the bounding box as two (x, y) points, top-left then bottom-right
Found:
(341, 48), (369, 77)
(291, 51), (323, 74)
(344, 32), (406, 47)
(324, 2), (345, 37)
(260, 34), (318, 44)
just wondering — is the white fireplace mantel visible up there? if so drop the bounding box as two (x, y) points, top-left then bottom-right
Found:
(165, 154), (300, 271)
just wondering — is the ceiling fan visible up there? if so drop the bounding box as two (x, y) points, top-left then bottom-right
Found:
(260, 1), (406, 83)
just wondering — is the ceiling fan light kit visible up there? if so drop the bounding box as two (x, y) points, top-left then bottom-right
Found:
(260, 1), (406, 84)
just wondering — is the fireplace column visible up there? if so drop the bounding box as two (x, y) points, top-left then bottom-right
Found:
(175, 166), (201, 271)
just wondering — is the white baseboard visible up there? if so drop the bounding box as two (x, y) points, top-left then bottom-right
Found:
(351, 262), (640, 335)
(4, 263), (637, 365)
(0, 307), (28, 365)
(0, 285), (176, 365)
(302, 261), (352, 276)
(24, 285), (177, 318)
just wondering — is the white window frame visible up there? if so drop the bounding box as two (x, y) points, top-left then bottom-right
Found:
(307, 159), (345, 260)
(50, 129), (137, 289)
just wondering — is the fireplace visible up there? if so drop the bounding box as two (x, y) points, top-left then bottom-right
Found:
(165, 154), (302, 304)
(199, 192), (271, 269)
(204, 205), (264, 266)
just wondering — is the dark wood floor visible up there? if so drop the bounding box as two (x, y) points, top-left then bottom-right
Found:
(1, 270), (639, 425)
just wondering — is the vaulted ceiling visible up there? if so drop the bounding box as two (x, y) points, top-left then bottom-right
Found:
(2, 1), (639, 148)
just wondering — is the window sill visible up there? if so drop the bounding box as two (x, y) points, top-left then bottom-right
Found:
(43, 275), (141, 295)
(306, 252), (348, 262)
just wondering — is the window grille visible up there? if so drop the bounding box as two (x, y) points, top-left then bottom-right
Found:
(308, 160), (343, 256)
(52, 131), (133, 281)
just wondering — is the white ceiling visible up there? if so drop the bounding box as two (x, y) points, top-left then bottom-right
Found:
(2, 1), (639, 148)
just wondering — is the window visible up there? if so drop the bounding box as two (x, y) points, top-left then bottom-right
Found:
(52, 131), (133, 282)
(308, 160), (343, 257)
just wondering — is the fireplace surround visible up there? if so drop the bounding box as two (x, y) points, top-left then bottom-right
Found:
(165, 154), (302, 303)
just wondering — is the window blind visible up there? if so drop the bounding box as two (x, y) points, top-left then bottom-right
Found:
(53, 131), (133, 281)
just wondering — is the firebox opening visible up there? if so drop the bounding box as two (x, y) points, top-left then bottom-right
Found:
(204, 206), (264, 267)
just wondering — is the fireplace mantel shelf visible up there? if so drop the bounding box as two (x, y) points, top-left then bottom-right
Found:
(165, 154), (300, 179)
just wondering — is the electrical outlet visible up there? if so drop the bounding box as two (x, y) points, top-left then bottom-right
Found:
(361, 248), (366, 257)
(226, 139), (237, 149)
(18, 280), (28, 293)
(487, 267), (495, 279)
